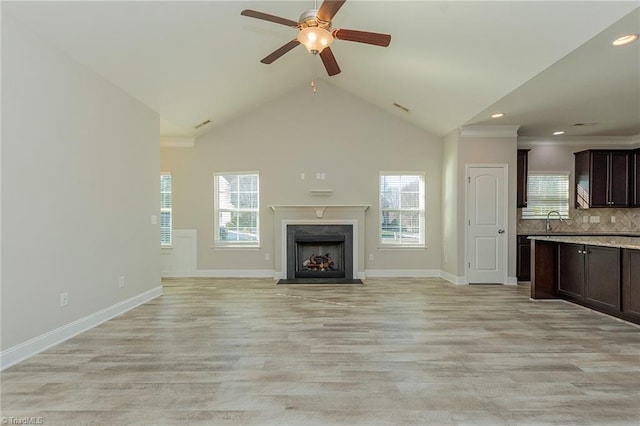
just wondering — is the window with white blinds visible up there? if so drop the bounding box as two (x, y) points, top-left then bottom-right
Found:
(214, 172), (259, 247)
(379, 173), (425, 246)
(160, 173), (172, 246)
(522, 172), (570, 219)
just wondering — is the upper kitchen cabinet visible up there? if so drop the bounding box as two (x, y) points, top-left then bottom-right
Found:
(574, 149), (631, 208)
(633, 149), (640, 207)
(517, 149), (529, 208)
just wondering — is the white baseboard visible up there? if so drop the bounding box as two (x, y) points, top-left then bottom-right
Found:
(191, 269), (275, 278)
(506, 276), (518, 286)
(0, 286), (163, 371)
(364, 269), (441, 278)
(440, 271), (468, 285)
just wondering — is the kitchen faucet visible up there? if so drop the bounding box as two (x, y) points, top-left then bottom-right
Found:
(546, 210), (563, 233)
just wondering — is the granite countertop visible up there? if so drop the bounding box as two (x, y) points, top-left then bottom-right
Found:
(528, 235), (640, 250)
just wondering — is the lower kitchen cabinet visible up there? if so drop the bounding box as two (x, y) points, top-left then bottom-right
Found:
(622, 249), (640, 322)
(584, 245), (620, 313)
(558, 243), (585, 299)
(558, 243), (620, 315)
(516, 235), (531, 281)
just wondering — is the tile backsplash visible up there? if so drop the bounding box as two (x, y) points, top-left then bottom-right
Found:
(517, 208), (640, 235)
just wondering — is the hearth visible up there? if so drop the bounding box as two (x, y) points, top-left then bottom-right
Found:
(285, 224), (354, 282)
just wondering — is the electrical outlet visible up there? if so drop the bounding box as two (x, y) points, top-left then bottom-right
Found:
(369, 253), (374, 261)
(611, 216), (616, 223)
(119, 276), (126, 288)
(60, 292), (68, 307)
(320, 172), (326, 180)
(151, 215), (157, 225)
(589, 215), (600, 223)
(264, 252), (271, 261)
(300, 173), (305, 180)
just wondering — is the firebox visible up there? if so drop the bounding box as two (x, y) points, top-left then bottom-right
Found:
(286, 224), (353, 281)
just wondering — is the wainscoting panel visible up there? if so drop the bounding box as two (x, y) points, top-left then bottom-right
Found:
(161, 229), (197, 277)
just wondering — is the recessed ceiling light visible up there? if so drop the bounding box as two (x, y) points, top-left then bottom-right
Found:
(491, 112), (505, 119)
(553, 131), (565, 136)
(612, 34), (639, 46)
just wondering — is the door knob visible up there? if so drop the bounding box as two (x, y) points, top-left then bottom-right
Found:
(498, 229), (505, 234)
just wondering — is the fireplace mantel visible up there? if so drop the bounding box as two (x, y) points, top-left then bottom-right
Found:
(268, 204), (370, 219)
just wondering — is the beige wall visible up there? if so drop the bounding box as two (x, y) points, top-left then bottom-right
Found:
(161, 81), (443, 275)
(458, 133), (519, 280)
(441, 131), (459, 279)
(2, 15), (161, 352)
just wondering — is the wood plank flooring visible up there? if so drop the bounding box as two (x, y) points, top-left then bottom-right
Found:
(2, 278), (639, 425)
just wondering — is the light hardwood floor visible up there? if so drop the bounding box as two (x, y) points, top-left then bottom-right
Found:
(2, 278), (639, 425)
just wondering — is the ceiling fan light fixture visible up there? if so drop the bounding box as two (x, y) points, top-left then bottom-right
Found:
(297, 26), (333, 54)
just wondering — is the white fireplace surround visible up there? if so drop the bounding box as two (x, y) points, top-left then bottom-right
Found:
(270, 205), (369, 280)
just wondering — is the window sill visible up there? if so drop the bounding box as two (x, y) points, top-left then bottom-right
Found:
(212, 244), (261, 250)
(377, 245), (427, 250)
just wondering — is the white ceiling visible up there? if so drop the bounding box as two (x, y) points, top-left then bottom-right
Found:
(4, 1), (639, 139)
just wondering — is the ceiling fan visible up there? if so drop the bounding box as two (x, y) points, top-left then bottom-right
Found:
(241, 0), (391, 76)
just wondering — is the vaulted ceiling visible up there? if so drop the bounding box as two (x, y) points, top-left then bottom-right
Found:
(4, 1), (639, 139)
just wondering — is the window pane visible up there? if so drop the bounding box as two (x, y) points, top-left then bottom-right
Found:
(522, 173), (569, 219)
(380, 173), (425, 246)
(215, 172), (259, 245)
(160, 174), (172, 246)
(219, 211), (258, 241)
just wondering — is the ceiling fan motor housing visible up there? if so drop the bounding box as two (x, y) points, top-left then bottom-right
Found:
(298, 9), (331, 29)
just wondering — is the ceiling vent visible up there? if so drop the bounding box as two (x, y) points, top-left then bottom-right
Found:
(195, 119), (211, 129)
(393, 102), (410, 113)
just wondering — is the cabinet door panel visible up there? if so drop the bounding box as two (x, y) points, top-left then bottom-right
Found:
(558, 243), (585, 299)
(633, 150), (640, 207)
(517, 235), (531, 281)
(609, 152), (630, 206)
(590, 152), (609, 207)
(585, 245), (620, 311)
(622, 249), (640, 320)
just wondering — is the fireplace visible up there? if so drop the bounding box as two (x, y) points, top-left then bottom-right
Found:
(285, 224), (354, 282)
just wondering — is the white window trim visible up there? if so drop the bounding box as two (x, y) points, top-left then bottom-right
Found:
(160, 171), (172, 247)
(379, 171), (426, 248)
(213, 171), (260, 248)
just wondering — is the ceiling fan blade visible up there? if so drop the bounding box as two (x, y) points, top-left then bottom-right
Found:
(260, 40), (301, 64)
(333, 29), (391, 47)
(241, 9), (299, 28)
(317, 0), (346, 23)
(319, 47), (341, 76)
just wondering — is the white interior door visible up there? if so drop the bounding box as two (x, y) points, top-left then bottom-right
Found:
(467, 166), (507, 284)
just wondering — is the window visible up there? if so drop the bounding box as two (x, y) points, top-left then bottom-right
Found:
(214, 172), (259, 246)
(522, 172), (570, 219)
(160, 172), (172, 246)
(379, 173), (425, 246)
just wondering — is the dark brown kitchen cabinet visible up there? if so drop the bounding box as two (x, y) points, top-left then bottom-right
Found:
(574, 150), (630, 208)
(558, 243), (585, 299)
(584, 245), (620, 313)
(516, 235), (531, 281)
(622, 249), (640, 322)
(517, 149), (529, 208)
(633, 149), (640, 207)
(558, 242), (620, 314)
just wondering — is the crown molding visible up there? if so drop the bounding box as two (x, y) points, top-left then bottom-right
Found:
(518, 135), (640, 148)
(160, 136), (195, 148)
(459, 125), (520, 138)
